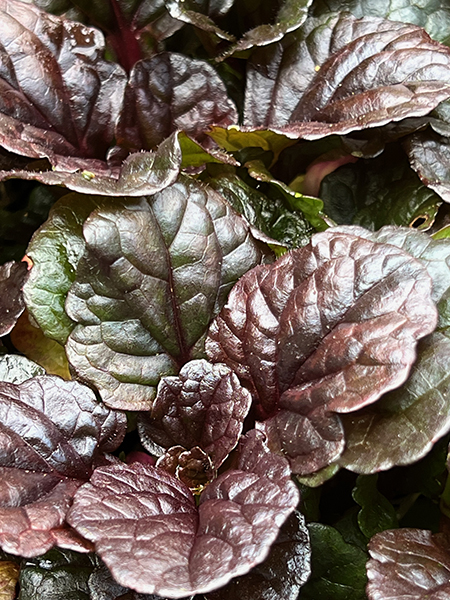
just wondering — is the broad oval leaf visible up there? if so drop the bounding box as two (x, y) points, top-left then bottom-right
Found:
(207, 229), (438, 474)
(367, 529), (450, 600)
(0, 0), (126, 163)
(244, 13), (450, 139)
(0, 375), (126, 556)
(116, 53), (238, 152)
(0, 261), (29, 336)
(64, 176), (273, 410)
(138, 359), (252, 469)
(67, 431), (299, 597)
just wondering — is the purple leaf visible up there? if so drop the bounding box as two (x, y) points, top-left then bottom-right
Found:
(156, 446), (216, 490)
(367, 529), (450, 600)
(0, 261), (29, 336)
(116, 53), (238, 152)
(405, 130), (450, 203)
(67, 431), (299, 597)
(244, 13), (450, 139)
(0, 0), (126, 163)
(207, 229), (438, 474)
(0, 375), (126, 557)
(138, 359), (252, 469)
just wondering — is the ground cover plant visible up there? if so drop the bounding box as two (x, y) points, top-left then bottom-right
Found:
(3, 0), (450, 598)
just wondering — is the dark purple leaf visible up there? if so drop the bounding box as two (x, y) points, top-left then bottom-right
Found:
(116, 53), (237, 152)
(367, 529), (450, 600)
(0, 261), (29, 336)
(138, 359), (252, 469)
(0, 0), (126, 163)
(244, 13), (450, 139)
(64, 177), (273, 410)
(207, 229), (438, 474)
(203, 511), (311, 600)
(405, 129), (450, 203)
(0, 375), (126, 557)
(67, 431), (299, 597)
(0, 132), (182, 196)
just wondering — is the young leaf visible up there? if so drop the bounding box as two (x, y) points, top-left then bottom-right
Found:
(367, 529), (450, 600)
(64, 176), (273, 410)
(244, 13), (450, 138)
(0, 375), (126, 556)
(138, 359), (252, 469)
(67, 431), (299, 597)
(207, 228), (438, 474)
(116, 54), (237, 153)
(0, 0), (126, 163)
(0, 260), (29, 336)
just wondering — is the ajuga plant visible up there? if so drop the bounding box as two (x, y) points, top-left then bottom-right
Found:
(3, 0), (450, 599)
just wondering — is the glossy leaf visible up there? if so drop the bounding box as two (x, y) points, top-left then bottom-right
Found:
(0, 375), (126, 556)
(203, 511), (311, 600)
(18, 549), (96, 600)
(300, 523), (367, 600)
(65, 176), (273, 410)
(116, 54), (238, 152)
(0, 261), (28, 336)
(340, 330), (450, 473)
(367, 529), (450, 600)
(244, 14), (450, 139)
(352, 475), (398, 539)
(311, 0), (450, 46)
(67, 431), (299, 597)
(207, 228), (437, 474)
(0, 354), (45, 384)
(405, 129), (450, 204)
(0, 132), (182, 196)
(138, 359), (252, 469)
(0, 0), (126, 163)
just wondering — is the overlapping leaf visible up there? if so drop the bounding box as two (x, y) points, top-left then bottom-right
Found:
(207, 229), (437, 474)
(0, 0), (126, 164)
(64, 176), (273, 410)
(367, 529), (450, 600)
(115, 53), (238, 152)
(0, 261), (29, 336)
(0, 376), (126, 556)
(138, 359), (252, 470)
(244, 13), (450, 139)
(67, 431), (300, 598)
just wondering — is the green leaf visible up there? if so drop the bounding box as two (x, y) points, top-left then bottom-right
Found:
(208, 126), (297, 162)
(0, 354), (45, 384)
(320, 147), (442, 231)
(300, 524), (367, 600)
(352, 475), (398, 540)
(18, 549), (95, 600)
(24, 193), (114, 344)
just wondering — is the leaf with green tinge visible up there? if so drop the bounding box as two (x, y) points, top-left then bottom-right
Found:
(220, 0), (313, 59)
(320, 147), (442, 231)
(367, 529), (450, 600)
(340, 329), (450, 474)
(24, 193), (114, 345)
(352, 475), (398, 540)
(205, 171), (312, 249)
(311, 0), (450, 47)
(208, 127), (296, 162)
(300, 523), (367, 600)
(0, 560), (19, 600)
(65, 176), (273, 410)
(19, 549), (95, 600)
(10, 312), (70, 379)
(244, 13), (450, 139)
(0, 354), (45, 384)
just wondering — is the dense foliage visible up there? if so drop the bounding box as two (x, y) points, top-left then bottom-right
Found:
(2, 0), (450, 598)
